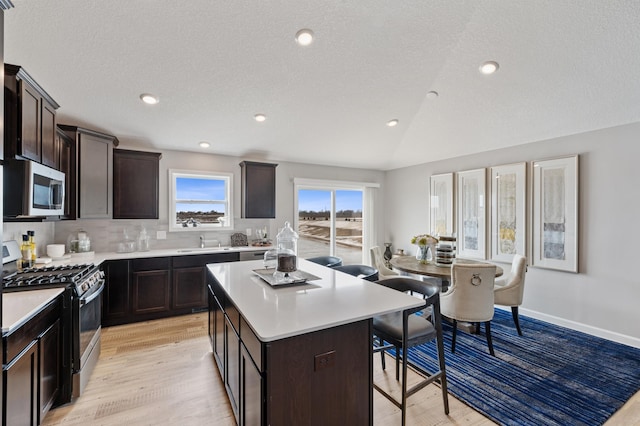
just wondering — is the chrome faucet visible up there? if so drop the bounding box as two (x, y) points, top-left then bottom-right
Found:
(199, 235), (205, 248)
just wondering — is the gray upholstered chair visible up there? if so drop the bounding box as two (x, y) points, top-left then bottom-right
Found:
(333, 264), (379, 281)
(372, 277), (449, 425)
(440, 263), (497, 356)
(494, 254), (527, 335)
(369, 246), (399, 279)
(306, 255), (343, 268)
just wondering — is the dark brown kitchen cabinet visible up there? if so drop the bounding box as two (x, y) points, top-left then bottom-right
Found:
(113, 148), (161, 219)
(102, 252), (240, 327)
(4, 64), (60, 168)
(131, 257), (171, 316)
(208, 284), (225, 372)
(225, 315), (241, 421)
(3, 293), (68, 426)
(58, 125), (119, 219)
(102, 260), (130, 326)
(240, 161), (277, 218)
(57, 127), (76, 219)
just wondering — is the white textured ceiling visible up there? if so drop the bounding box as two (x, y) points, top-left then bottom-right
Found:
(4, 1), (640, 170)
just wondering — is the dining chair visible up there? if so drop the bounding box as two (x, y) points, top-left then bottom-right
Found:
(494, 254), (527, 335)
(372, 277), (449, 425)
(369, 246), (399, 279)
(306, 255), (343, 268)
(333, 264), (379, 281)
(440, 263), (497, 356)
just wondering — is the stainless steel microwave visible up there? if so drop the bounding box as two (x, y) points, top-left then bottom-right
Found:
(3, 159), (65, 217)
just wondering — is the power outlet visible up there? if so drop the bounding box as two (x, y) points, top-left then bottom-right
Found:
(314, 350), (336, 371)
(156, 230), (166, 240)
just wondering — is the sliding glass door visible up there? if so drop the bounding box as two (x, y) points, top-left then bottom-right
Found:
(296, 187), (364, 264)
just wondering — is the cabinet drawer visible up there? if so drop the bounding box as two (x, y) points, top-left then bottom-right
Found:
(132, 257), (170, 272)
(241, 317), (263, 372)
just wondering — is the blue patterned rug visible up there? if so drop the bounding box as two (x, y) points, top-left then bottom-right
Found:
(403, 309), (640, 425)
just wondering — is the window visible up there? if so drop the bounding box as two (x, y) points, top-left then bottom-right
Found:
(169, 169), (233, 231)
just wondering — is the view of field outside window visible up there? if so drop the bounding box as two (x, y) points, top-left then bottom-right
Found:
(297, 189), (363, 264)
(174, 176), (227, 227)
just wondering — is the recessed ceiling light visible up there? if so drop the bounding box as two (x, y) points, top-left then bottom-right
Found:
(426, 91), (439, 99)
(295, 29), (314, 46)
(140, 93), (159, 104)
(386, 119), (399, 127)
(199, 141), (210, 148)
(479, 61), (499, 75)
(254, 113), (266, 122)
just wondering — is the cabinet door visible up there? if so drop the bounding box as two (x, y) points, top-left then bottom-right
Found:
(173, 266), (207, 310)
(208, 285), (215, 349)
(58, 128), (76, 219)
(241, 345), (263, 426)
(240, 161), (277, 218)
(20, 82), (41, 162)
(40, 101), (58, 169)
(78, 132), (112, 218)
(39, 319), (61, 421)
(113, 149), (160, 219)
(102, 260), (130, 326)
(225, 316), (240, 421)
(213, 295), (225, 371)
(4, 340), (38, 426)
(132, 270), (171, 315)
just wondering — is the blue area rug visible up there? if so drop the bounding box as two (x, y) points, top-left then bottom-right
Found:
(404, 309), (640, 425)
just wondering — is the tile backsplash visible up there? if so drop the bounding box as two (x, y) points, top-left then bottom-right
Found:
(4, 218), (274, 256)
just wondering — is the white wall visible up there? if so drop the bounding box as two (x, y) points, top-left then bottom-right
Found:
(385, 121), (640, 347)
(30, 148), (385, 257)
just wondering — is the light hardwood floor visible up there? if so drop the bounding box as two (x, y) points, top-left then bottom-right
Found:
(42, 313), (639, 425)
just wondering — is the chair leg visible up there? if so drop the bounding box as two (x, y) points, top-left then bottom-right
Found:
(511, 306), (523, 336)
(435, 319), (450, 414)
(401, 340), (408, 426)
(450, 319), (458, 353)
(379, 337), (386, 370)
(485, 321), (495, 356)
(395, 347), (400, 380)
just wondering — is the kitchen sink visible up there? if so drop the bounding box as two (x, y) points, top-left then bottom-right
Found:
(176, 247), (232, 253)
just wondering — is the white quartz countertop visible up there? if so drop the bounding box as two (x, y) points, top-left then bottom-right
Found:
(2, 288), (65, 335)
(207, 259), (424, 342)
(35, 245), (271, 268)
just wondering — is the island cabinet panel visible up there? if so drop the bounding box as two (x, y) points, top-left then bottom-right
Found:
(208, 271), (372, 425)
(112, 148), (161, 219)
(265, 320), (371, 426)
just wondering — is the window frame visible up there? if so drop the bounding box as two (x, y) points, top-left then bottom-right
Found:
(168, 169), (234, 232)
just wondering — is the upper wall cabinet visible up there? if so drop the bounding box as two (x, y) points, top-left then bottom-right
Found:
(59, 125), (119, 219)
(113, 148), (161, 219)
(4, 64), (60, 169)
(57, 127), (76, 219)
(240, 161), (278, 218)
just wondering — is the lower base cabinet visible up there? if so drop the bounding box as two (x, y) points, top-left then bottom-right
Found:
(103, 252), (239, 326)
(208, 277), (371, 425)
(3, 293), (69, 426)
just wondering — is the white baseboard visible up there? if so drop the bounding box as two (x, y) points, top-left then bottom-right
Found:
(495, 306), (640, 349)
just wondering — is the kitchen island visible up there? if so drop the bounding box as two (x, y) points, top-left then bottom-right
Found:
(207, 259), (423, 425)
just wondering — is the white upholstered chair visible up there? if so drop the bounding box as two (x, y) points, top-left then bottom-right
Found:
(440, 263), (497, 356)
(370, 246), (399, 279)
(494, 254), (527, 335)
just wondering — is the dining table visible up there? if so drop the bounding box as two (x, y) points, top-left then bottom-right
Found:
(389, 255), (503, 288)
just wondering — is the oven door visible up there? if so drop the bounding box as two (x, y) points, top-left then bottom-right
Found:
(75, 282), (104, 371)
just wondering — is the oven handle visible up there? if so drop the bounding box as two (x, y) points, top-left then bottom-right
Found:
(80, 282), (105, 306)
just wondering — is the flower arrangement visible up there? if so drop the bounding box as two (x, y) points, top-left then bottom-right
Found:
(411, 234), (438, 264)
(411, 234), (439, 246)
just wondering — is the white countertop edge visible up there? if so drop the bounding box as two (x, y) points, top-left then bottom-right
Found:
(2, 288), (65, 335)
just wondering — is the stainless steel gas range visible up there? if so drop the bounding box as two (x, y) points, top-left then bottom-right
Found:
(2, 240), (105, 399)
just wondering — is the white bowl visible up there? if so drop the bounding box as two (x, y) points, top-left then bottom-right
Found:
(46, 244), (66, 259)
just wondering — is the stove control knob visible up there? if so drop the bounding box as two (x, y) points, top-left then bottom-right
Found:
(82, 283), (89, 292)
